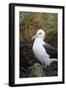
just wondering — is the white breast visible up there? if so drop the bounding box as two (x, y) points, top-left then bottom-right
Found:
(32, 38), (50, 66)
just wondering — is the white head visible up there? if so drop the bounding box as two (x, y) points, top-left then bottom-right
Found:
(32, 29), (45, 40)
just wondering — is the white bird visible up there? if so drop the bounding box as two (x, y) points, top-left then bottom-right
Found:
(32, 29), (57, 67)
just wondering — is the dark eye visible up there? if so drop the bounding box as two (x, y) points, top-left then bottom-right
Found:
(39, 33), (41, 34)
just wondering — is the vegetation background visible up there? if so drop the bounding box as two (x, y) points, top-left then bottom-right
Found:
(20, 12), (58, 48)
(19, 12), (58, 78)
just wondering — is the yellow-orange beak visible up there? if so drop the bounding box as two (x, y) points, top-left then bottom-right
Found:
(32, 35), (37, 40)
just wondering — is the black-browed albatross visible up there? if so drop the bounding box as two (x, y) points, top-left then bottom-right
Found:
(32, 29), (57, 67)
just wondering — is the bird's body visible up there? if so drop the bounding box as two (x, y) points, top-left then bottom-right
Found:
(32, 29), (57, 67)
(33, 38), (50, 66)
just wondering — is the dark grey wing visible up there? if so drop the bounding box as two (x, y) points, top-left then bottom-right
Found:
(43, 43), (58, 59)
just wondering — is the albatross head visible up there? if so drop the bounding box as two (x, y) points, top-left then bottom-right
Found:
(32, 29), (45, 40)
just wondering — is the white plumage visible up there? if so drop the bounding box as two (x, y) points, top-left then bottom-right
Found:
(32, 29), (57, 67)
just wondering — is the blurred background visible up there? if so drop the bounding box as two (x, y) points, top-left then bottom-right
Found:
(19, 12), (58, 48)
(19, 12), (58, 78)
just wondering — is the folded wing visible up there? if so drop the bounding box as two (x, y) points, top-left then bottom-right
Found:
(43, 43), (58, 59)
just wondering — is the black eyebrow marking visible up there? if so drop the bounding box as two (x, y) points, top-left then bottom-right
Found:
(39, 32), (42, 34)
